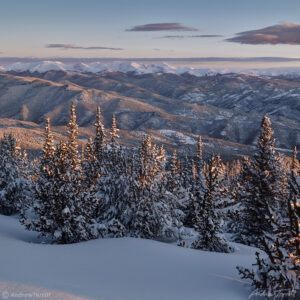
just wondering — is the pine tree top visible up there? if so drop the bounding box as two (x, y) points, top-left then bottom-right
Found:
(110, 113), (119, 146)
(255, 114), (279, 170)
(96, 106), (101, 122)
(95, 107), (106, 137)
(197, 136), (202, 160)
(292, 146), (299, 172)
(259, 114), (275, 147)
(171, 150), (177, 174)
(42, 118), (55, 162)
(93, 106), (106, 160)
(67, 102), (80, 169)
(0, 133), (20, 159)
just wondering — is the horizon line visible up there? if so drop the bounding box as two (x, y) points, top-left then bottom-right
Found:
(1, 56), (300, 63)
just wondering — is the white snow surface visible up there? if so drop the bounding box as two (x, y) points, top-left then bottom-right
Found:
(4, 61), (67, 73)
(0, 215), (257, 300)
(159, 130), (197, 145)
(3, 60), (300, 76)
(0, 60), (210, 76)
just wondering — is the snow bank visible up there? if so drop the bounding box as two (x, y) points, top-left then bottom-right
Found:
(0, 215), (256, 300)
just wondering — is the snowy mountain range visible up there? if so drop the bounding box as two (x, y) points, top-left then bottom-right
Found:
(3, 60), (300, 77)
(0, 61), (212, 76)
(0, 62), (299, 155)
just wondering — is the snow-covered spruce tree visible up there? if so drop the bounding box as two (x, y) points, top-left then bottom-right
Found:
(95, 112), (136, 237)
(190, 153), (233, 253)
(196, 135), (203, 165)
(0, 133), (30, 215)
(96, 146), (133, 237)
(224, 160), (245, 235)
(82, 106), (107, 189)
(181, 154), (193, 190)
(181, 154), (196, 228)
(20, 118), (56, 230)
(233, 114), (286, 247)
(110, 112), (119, 152)
(156, 147), (184, 239)
(81, 137), (101, 188)
(129, 136), (174, 239)
(167, 149), (180, 194)
(53, 102), (99, 243)
(237, 148), (300, 299)
(184, 136), (204, 228)
(22, 105), (99, 244)
(94, 106), (106, 163)
(285, 147), (299, 256)
(166, 149), (187, 230)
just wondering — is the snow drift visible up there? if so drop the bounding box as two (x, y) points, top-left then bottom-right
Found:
(0, 214), (258, 300)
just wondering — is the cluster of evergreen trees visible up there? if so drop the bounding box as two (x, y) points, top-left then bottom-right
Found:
(234, 116), (300, 299)
(0, 103), (299, 298)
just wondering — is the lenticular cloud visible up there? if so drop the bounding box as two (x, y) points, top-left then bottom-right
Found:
(227, 22), (300, 45)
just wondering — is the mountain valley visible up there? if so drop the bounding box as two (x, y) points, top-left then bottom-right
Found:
(0, 61), (299, 158)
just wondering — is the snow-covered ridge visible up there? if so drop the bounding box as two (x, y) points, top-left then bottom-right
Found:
(2, 60), (300, 77)
(0, 60), (216, 76)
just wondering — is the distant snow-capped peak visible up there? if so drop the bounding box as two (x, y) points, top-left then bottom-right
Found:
(4, 61), (67, 73)
(0, 60), (217, 76)
(2, 60), (300, 77)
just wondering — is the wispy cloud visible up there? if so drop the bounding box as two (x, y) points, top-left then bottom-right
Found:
(46, 44), (123, 50)
(159, 35), (185, 39)
(192, 35), (223, 38)
(159, 34), (223, 39)
(227, 22), (300, 45)
(126, 23), (198, 32)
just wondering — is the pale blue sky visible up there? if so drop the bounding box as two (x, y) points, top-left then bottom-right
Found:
(1, 0), (300, 59)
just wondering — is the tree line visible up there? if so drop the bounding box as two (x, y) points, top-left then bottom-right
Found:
(0, 103), (299, 299)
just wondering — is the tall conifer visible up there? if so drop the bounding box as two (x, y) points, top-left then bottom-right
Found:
(234, 114), (285, 247)
(191, 153), (232, 253)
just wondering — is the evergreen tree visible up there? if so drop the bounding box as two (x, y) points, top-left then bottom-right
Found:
(191, 153), (233, 253)
(181, 155), (193, 190)
(110, 112), (119, 150)
(224, 160), (244, 235)
(285, 146), (300, 256)
(166, 150), (187, 215)
(20, 119), (57, 232)
(196, 136), (203, 166)
(0, 133), (29, 215)
(96, 145), (132, 237)
(94, 112), (134, 237)
(67, 102), (80, 169)
(129, 136), (174, 239)
(42, 118), (55, 164)
(51, 141), (99, 244)
(234, 114), (286, 247)
(21, 106), (99, 244)
(184, 136), (204, 228)
(168, 149), (179, 193)
(94, 106), (106, 162)
(180, 154), (194, 227)
(166, 149), (185, 235)
(101, 112), (120, 175)
(237, 149), (299, 298)
(81, 137), (100, 188)
(82, 106), (107, 193)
